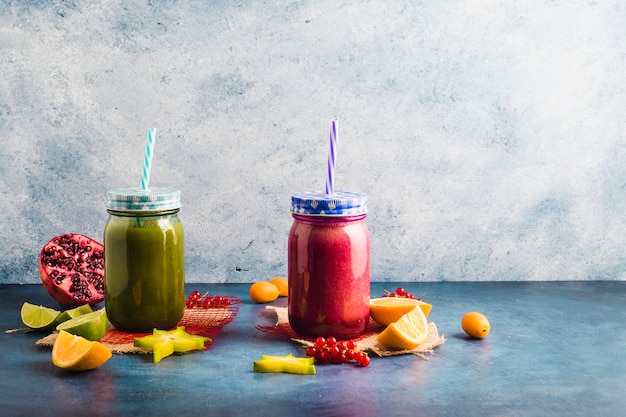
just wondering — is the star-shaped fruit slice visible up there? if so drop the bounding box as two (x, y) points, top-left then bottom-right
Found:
(133, 326), (211, 363)
(253, 353), (316, 374)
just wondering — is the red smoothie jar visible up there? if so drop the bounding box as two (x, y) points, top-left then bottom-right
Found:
(288, 191), (370, 339)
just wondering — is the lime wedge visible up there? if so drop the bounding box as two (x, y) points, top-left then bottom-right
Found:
(56, 310), (107, 341)
(21, 302), (61, 330)
(55, 304), (93, 325)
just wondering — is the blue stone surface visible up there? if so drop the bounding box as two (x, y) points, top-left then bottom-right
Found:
(1, 282), (625, 416)
(1, 1), (625, 283)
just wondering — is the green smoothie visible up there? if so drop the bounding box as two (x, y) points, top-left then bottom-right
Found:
(104, 212), (185, 332)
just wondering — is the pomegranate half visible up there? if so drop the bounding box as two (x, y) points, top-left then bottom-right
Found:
(38, 233), (105, 307)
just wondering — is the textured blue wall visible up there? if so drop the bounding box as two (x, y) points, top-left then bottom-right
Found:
(1, 0), (625, 284)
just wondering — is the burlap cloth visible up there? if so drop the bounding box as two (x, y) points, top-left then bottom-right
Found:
(36, 296), (241, 354)
(256, 306), (445, 360)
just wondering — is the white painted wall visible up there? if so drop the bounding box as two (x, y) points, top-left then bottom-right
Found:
(1, 0), (625, 283)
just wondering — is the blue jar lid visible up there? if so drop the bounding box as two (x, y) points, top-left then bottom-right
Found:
(106, 187), (181, 212)
(291, 191), (367, 216)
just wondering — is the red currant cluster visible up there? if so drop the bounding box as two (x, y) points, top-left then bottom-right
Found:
(186, 290), (231, 308)
(305, 336), (371, 367)
(382, 287), (420, 300)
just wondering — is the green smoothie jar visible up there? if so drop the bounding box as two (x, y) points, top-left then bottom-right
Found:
(104, 187), (185, 332)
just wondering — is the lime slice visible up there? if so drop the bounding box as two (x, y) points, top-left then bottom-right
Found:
(21, 302), (61, 330)
(55, 304), (93, 325)
(56, 310), (107, 341)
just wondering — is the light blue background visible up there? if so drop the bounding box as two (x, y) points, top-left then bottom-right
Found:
(1, 0), (625, 284)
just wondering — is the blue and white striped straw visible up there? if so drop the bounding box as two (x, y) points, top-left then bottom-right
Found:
(141, 128), (156, 190)
(325, 119), (337, 195)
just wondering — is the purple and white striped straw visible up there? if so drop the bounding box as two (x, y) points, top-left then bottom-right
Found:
(141, 128), (157, 190)
(325, 119), (337, 195)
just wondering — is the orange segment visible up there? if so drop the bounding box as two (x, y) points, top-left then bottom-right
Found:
(376, 305), (429, 350)
(369, 297), (432, 326)
(52, 330), (112, 371)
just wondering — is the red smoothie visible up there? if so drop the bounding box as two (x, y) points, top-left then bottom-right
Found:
(288, 213), (370, 339)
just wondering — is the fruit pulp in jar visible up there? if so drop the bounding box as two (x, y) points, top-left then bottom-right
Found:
(288, 214), (370, 339)
(104, 212), (185, 332)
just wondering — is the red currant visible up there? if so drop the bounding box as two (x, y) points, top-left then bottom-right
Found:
(186, 290), (233, 309)
(305, 336), (370, 367)
(328, 345), (340, 356)
(382, 287), (418, 299)
(358, 353), (371, 367)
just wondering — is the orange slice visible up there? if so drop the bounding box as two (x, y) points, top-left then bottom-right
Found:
(376, 305), (429, 350)
(369, 297), (432, 326)
(52, 330), (112, 371)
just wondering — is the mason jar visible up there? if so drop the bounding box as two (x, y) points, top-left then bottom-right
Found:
(104, 187), (185, 332)
(288, 191), (370, 339)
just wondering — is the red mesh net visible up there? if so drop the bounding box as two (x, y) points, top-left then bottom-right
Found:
(101, 295), (241, 348)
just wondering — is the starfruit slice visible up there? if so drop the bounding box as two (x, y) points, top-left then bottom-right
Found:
(253, 353), (316, 375)
(133, 326), (211, 363)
